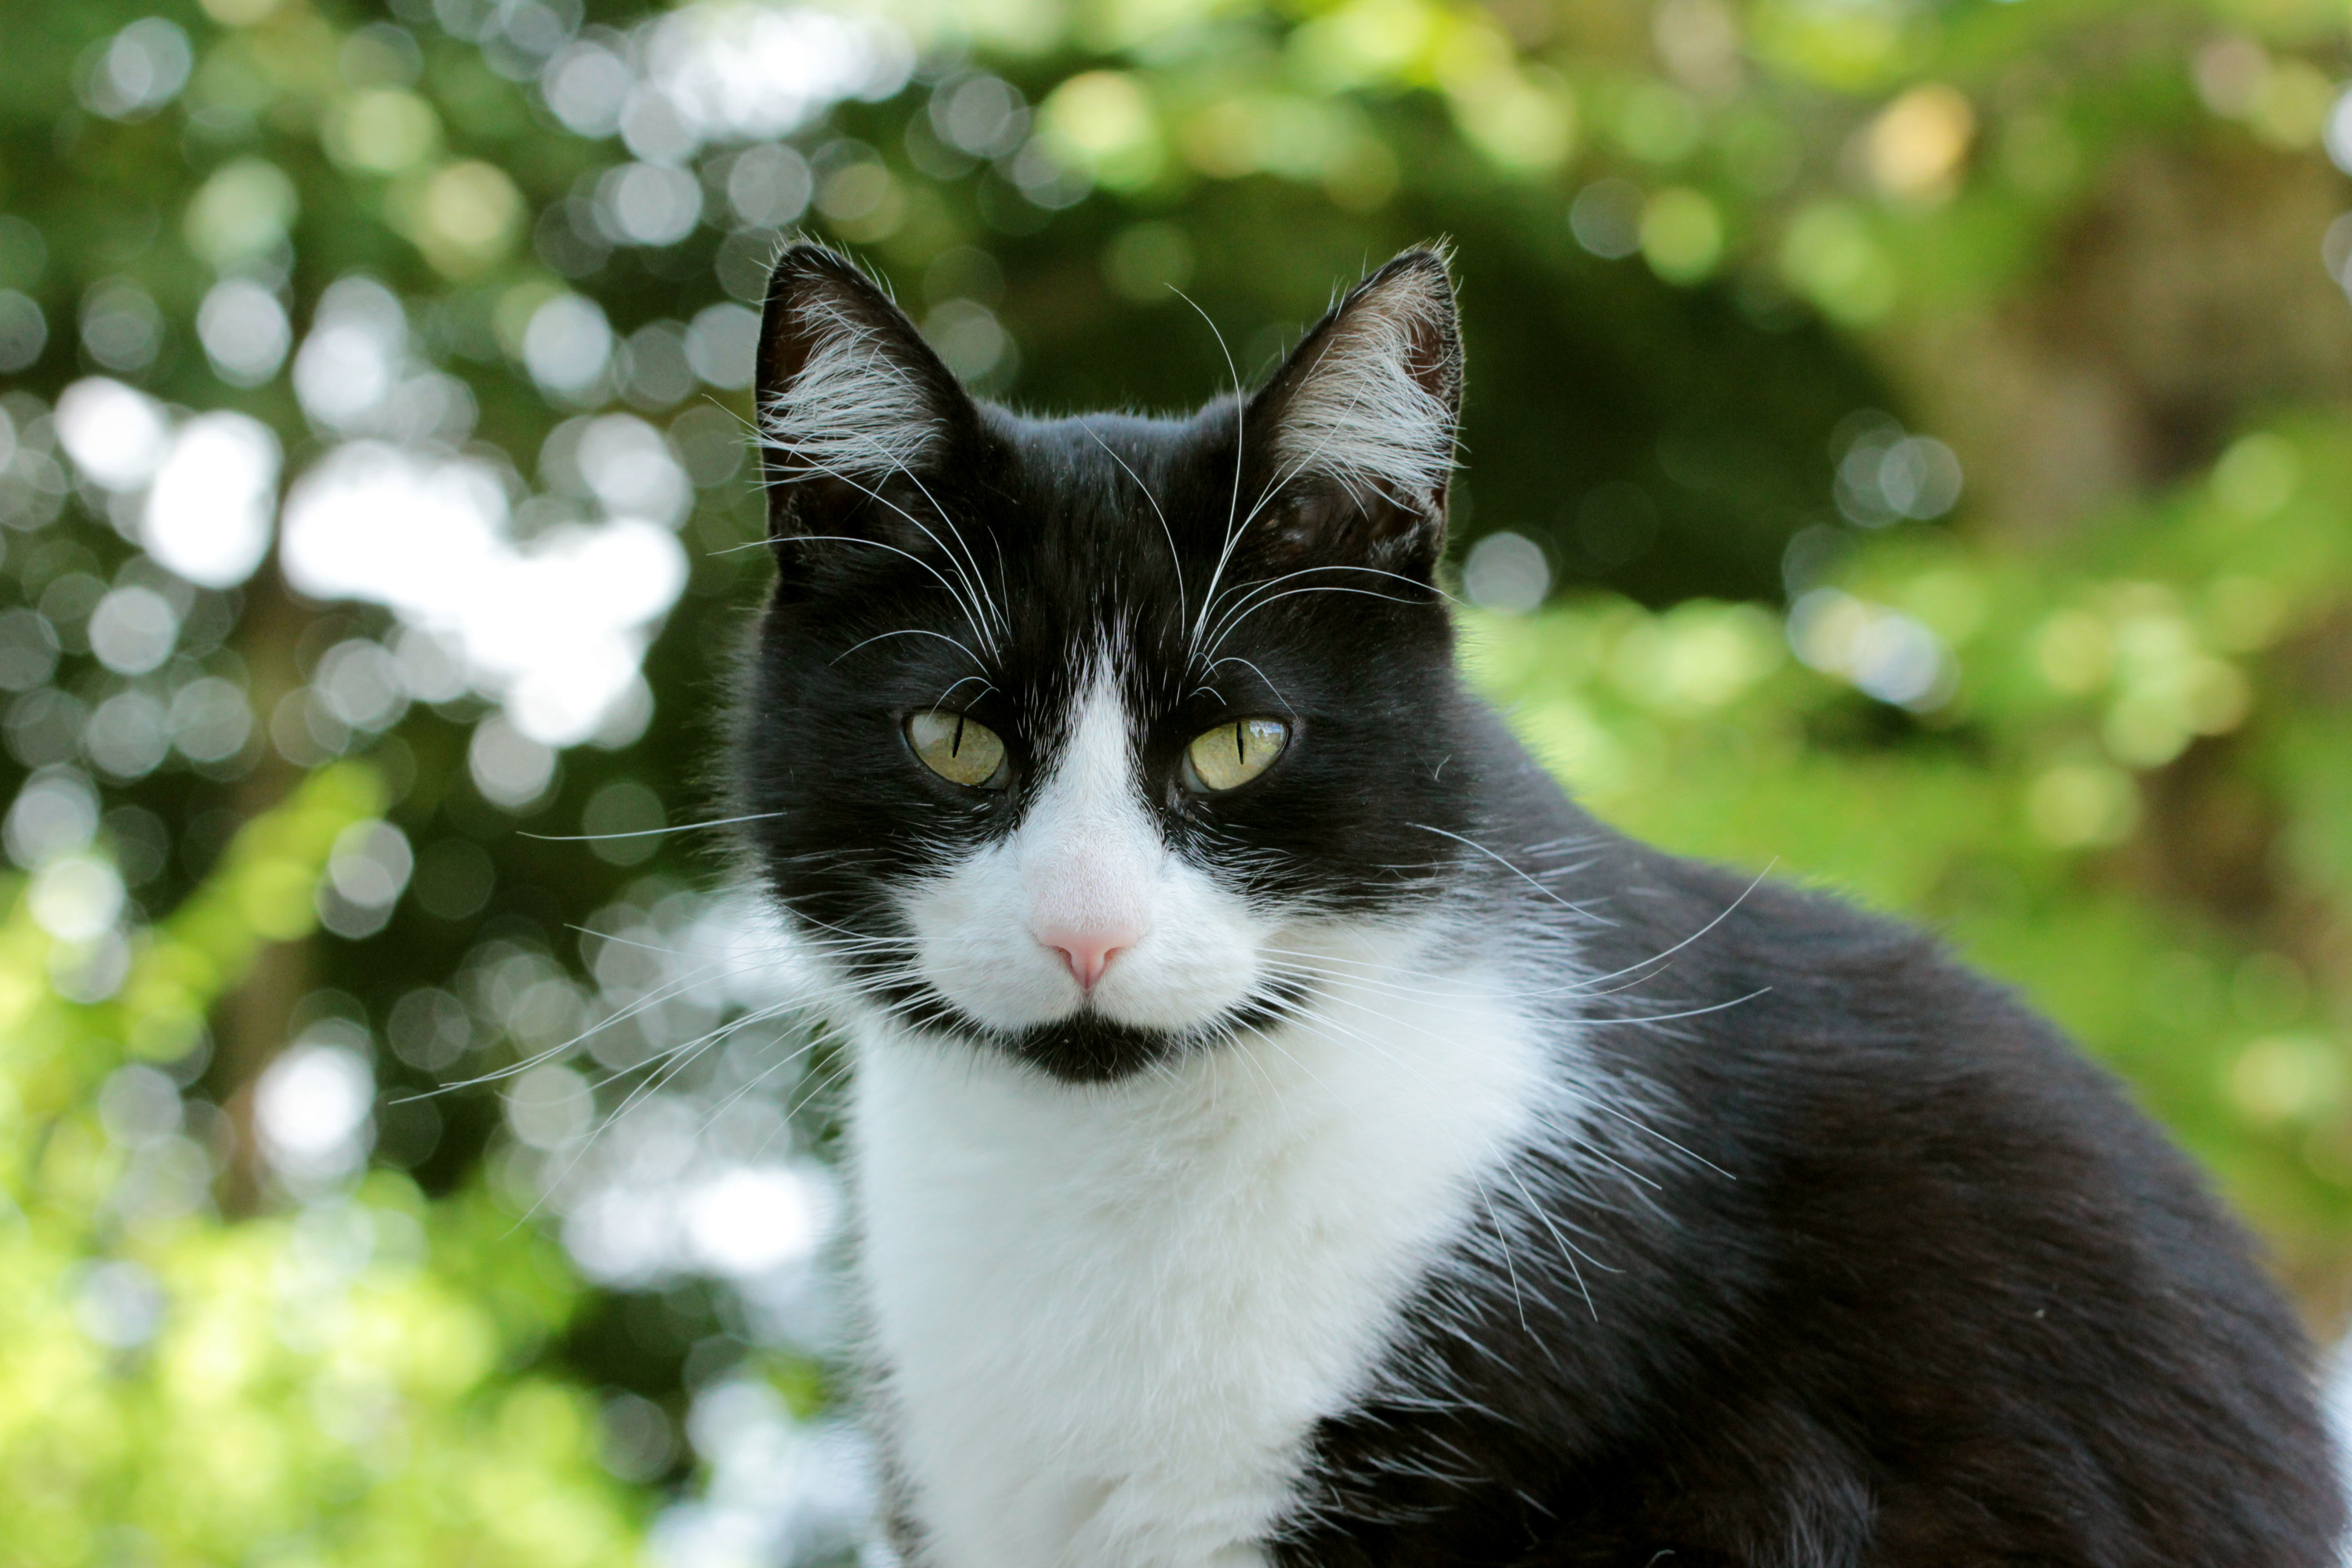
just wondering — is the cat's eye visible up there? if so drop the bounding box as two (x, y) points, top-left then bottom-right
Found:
(1184, 717), (1289, 793)
(907, 710), (1010, 789)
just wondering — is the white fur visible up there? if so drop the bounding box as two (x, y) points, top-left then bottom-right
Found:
(852, 941), (1555, 1568)
(833, 666), (1567, 1568)
(1272, 270), (1455, 510)
(760, 294), (946, 486)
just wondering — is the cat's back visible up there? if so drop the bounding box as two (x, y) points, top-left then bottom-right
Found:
(1494, 836), (2345, 1563)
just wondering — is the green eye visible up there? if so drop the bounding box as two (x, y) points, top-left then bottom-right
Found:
(907, 710), (1009, 789)
(1185, 717), (1289, 792)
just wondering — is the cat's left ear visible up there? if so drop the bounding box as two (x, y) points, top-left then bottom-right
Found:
(1243, 246), (1462, 578)
(755, 242), (976, 545)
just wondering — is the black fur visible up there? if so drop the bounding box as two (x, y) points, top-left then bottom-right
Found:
(734, 242), (2343, 1565)
(1283, 751), (2343, 1565)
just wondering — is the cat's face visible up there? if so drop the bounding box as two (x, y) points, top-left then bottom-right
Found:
(736, 245), (1482, 1082)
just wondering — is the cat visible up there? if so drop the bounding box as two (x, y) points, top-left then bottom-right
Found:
(730, 241), (2343, 1568)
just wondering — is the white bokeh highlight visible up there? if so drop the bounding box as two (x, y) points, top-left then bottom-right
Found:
(319, 819), (415, 939)
(1788, 587), (1958, 710)
(293, 276), (476, 445)
(281, 441), (688, 746)
(89, 586), (180, 676)
(5, 768), (101, 868)
(53, 379), (284, 590)
(79, 17), (193, 122)
(143, 413), (282, 589)
(629, 5), (911, 154)
(524, 292), (615, 401)
(1461, 531), (1552, 615)
(255, 1037), (376, 1190)
(54, 378), (171, 492)
(198, 278), (293, 387)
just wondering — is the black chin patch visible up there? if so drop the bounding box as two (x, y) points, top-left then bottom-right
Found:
(1000, 1015), (1180, 1083)
(983, 988), (1305, 1085)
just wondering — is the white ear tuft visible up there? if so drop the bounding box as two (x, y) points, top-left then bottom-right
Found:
(760, 292), (950, 486)
(1262, 252), (1461, 514)
(754, 246), (968, 524)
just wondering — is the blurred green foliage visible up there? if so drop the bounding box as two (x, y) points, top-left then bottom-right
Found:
(0, 766), (639, 1565)
(2, 0), (2351, 1558)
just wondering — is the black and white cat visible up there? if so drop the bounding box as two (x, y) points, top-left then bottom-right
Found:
(732, 242), (2343, 1567)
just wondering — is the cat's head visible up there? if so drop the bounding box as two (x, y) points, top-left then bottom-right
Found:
(735, 242), (1487, 1083)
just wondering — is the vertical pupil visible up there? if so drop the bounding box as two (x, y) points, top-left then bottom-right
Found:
(952, 712), (965, 758)
(1233, 723), (1245, 765)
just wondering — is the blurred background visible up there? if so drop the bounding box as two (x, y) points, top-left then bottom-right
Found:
(4, 0), (2352, 1559)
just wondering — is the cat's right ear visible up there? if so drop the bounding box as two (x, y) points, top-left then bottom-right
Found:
(1238, 247), (1461, 580)
(756, 243), (975, 546)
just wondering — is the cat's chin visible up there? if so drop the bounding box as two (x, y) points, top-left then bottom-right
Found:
(996, 1014), (1189, 1083)
(931, 994), (1298, 1085)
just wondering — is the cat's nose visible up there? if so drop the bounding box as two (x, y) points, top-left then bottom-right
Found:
(1039, 927), (1136, 991)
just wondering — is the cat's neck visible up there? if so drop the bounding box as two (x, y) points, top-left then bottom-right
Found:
(844, 934), (1579, 1568)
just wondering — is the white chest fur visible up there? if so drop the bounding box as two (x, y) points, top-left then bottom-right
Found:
(848, 957), (1555, 1568)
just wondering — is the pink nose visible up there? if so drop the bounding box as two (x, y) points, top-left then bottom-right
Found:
(1039, 927), (1136, 992)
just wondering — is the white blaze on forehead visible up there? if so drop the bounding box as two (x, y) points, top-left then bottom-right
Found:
(1018, 664), (1158, 942)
